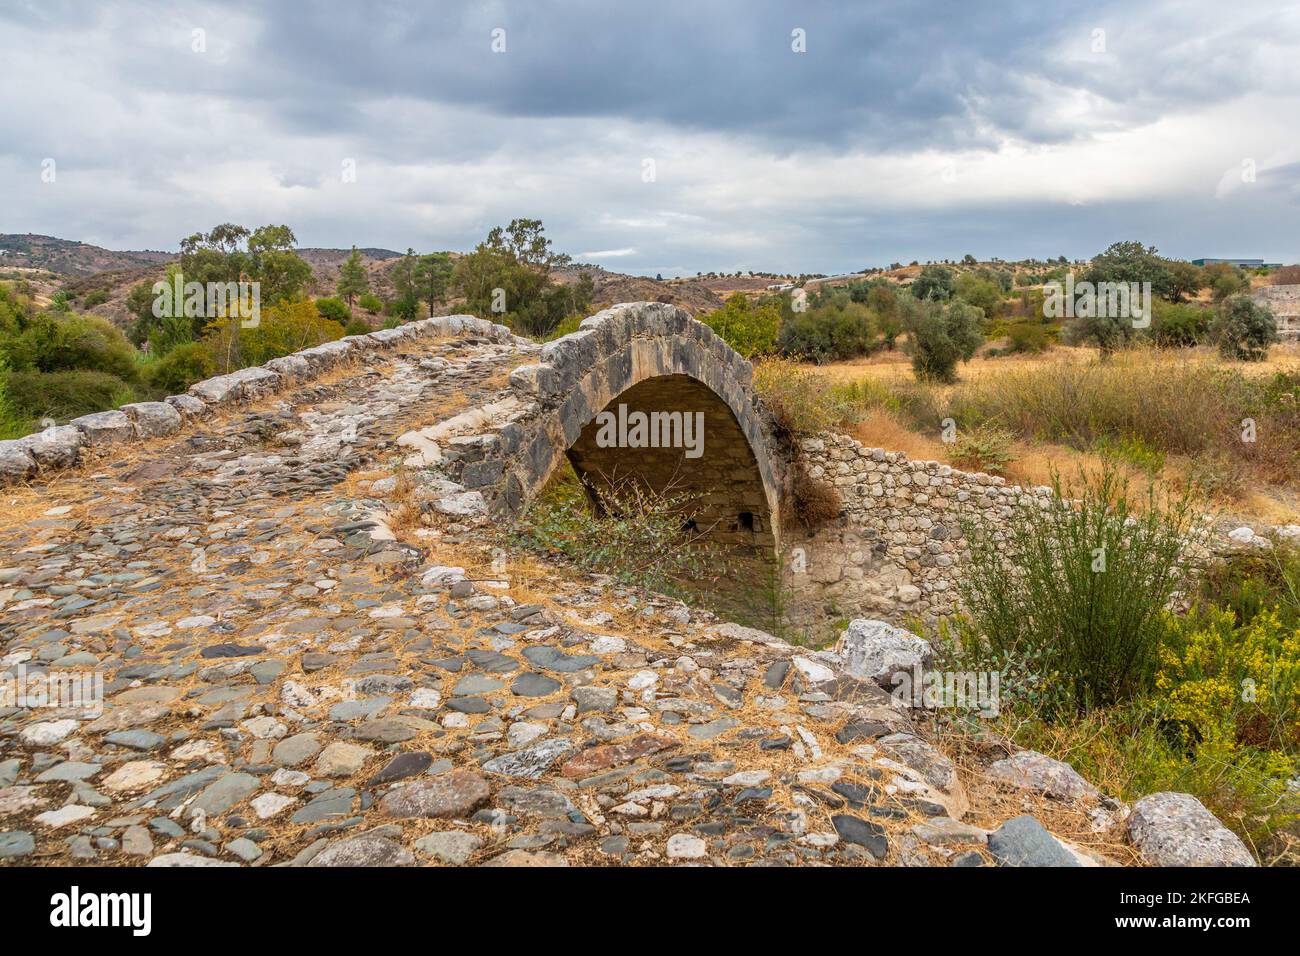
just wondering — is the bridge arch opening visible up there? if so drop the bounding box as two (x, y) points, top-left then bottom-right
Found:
(459, 304), (792, 628)
(564, 373), (777, 555)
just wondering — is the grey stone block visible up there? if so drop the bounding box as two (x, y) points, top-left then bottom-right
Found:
(71, 410), (136, 445)
(0, 440), (36, 479)
(165, 394), (209, 418)
(17, 425), (84, 468)
(120, 401), (183, 437)
(188, 366), (280, 404)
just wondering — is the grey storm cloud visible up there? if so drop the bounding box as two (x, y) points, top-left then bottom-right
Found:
(93, 0), (1282, 151)
(1, 0), (1298, 273)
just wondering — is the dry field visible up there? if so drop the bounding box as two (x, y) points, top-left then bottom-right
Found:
(806, 342), (1300, 525)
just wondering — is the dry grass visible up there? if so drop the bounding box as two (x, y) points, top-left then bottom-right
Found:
(850, 407), (1188, 506)
(817, 340), (1300, 383)
(381, 470), (424, 534)
(814, 343), (1300, 524)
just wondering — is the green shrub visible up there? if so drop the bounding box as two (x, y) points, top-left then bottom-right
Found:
(953, 273), (1003, 319)
(358, 293), (384, 313)
(903, 299), (983, 383)
(777, 301), (877, 362)
(753, 356), (854, 436)
(1151, 299), (1212, 347)
(1199, 541), (1300, 629)
(542, 313), (583, 341)
(910, 264), (954, 301)
(1005, 320), (1051, 353)
(701, 293), (781, 358)
(147, 315), (196, 357)
(82, 290), (110, 308)
(6, 313), (140, 383)
(957, 465), (1203, 712)
(828, 376), (902, 416)
(1004, 287), (1045, 319)
(203, 298), (344, 372)
(0, 281), (36, 338)
(1205, 262), (1251, 302)
(315, 296), (351, 325)
(866, 284), (904, 349)
(511, 468), (722, 596)
(1093, 433), (1166, 475)
(5, 370), (136, 422)
(1158, 605), (1300, 753)
(1213, 294), (1277, 361)
(145, 341), (215, 395)
(1062, 307), (1139, 356)
(949, 424), (1015, 474)
(343, 317), (372, 337)
(0, 357), (29, 439)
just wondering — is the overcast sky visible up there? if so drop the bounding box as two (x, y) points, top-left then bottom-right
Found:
(2, 0), (1298, 276)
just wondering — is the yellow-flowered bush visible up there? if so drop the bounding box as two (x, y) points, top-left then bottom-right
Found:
(203, 298), (345, 374)
(961, 604), (1300, 858)
(1157, 607), (1300, 752)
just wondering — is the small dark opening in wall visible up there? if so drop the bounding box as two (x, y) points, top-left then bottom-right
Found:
(738, 511), (755, 531)
(681, 517), (699, 534)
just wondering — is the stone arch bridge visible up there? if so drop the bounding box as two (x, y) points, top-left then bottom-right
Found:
(394, 303), (1054, 631)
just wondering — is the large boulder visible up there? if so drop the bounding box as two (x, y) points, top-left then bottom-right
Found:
(1128, 792), (1256, 867)
(834, 619), (933, 686)
(874, 732), (969, 818)
(987, 750), (1100, 802)
(188, 366), (280, 405)
(165, 394), (209, 419)
(988, 816), (1080, 867)
(0, 440), (37, 480)
(264, 354), (313, 381)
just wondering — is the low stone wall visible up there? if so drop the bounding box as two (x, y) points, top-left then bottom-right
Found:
(782, 431), (1300, 635)
(0, 314), (521, 483)
(1254, 284), (1300, 336)
(782, 432), (1056, 631)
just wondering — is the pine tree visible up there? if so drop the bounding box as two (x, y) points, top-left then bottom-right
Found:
(413, 252), (453, 312)
(337, 246), (369, 310)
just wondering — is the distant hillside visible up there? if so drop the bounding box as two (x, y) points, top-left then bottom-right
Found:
(0, 235), (411, 281)
(0, 234), (174, 276)
(556, 265), (723, 316)
(297, 247), (405, 264)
